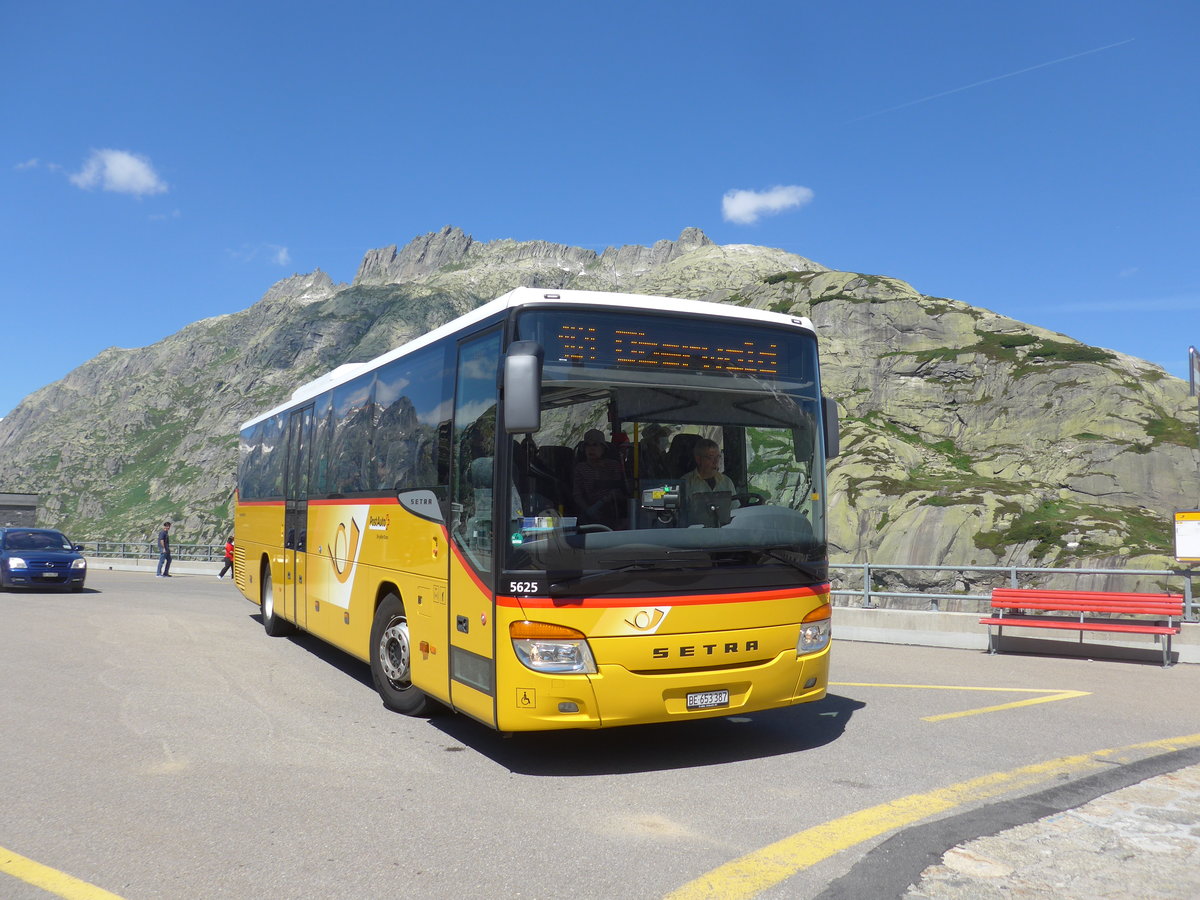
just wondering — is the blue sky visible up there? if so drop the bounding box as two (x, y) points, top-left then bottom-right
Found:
(2, 0), (1197, 417)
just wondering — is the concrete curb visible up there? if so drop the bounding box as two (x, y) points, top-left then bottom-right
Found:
(835, 605), (1200, 665)
(88, 556), (223, 577)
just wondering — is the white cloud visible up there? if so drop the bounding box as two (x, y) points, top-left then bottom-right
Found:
(15, 158), (40, 170)
(722, 185), (814, 225)
(228, 243), (293, 267)
(70, 149), (168, 196)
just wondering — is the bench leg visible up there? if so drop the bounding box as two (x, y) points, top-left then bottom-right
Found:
(987, 625), (998, 654)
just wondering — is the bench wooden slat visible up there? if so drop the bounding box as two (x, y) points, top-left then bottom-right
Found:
(991, 589), (1182, 603)
(978, 616), (1179, 636)
(989, 600), (1181, 615)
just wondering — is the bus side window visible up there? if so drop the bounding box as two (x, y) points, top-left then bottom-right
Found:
(373, 344), (448, 493)
(451, 330), (501, 576)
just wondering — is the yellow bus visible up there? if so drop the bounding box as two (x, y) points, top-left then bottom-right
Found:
(234, 287), (839, 731)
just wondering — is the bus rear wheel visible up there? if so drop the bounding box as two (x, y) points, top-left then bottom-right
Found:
(261, 562), (294, 637)
(370, 593), (431, 716)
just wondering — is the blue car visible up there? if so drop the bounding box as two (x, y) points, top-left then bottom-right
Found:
(0, 528), (87, 592)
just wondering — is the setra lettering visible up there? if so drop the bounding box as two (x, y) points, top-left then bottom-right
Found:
(652, 640), (759, 659)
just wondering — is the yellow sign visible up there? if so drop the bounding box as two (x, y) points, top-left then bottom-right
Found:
(1175, 510), (1200, 562)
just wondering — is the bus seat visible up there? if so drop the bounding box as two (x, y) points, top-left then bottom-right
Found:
(667, 433), (701, 477)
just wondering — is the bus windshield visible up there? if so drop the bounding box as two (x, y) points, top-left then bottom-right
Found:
(504, 307), (828, 596)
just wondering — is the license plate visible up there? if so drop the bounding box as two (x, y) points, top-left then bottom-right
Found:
(40, 572), (60, 579)
(686, 690), (730, 710)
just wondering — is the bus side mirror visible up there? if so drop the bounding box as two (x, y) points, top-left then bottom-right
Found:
(504, 341), (543, 434)
(822, 396), (840, 459)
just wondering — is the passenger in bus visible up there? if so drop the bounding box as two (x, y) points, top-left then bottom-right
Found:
(572, 429), (628, 529)
(635, 423), (673, 480)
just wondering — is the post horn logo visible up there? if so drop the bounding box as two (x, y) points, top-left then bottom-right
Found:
(625, 607), (669, 632)
(328, 517), (361, 584)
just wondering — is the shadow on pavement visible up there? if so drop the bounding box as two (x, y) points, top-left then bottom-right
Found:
(430, 692), (865, 776)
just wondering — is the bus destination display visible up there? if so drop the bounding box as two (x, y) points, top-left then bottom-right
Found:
(554, 322), (782, 375)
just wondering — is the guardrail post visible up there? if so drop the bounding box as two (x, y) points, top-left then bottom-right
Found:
(862, 563), (874, 608)
(1009, 566), (1019, 589)
(1184, 574), (1195, 622)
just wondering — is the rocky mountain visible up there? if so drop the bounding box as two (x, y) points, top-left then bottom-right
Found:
(0, 226), (1195, 584)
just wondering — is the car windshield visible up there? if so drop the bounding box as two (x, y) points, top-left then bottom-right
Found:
(3, 530), (74, 551)
(502, 308), (828, 595)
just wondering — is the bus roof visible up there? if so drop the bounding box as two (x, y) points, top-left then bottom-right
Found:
(240, 287), (817, 430)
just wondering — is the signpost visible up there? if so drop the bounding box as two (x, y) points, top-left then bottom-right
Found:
(1191, 346), (1200, 446)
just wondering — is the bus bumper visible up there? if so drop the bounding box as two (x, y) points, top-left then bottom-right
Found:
(494, 645), (829, 731)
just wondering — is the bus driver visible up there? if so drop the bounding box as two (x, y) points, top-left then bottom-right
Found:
(683, 438), (734, 495)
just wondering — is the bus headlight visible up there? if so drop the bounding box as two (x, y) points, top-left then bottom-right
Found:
(797, 603), (831, 654)
(510, 621), (597, 674)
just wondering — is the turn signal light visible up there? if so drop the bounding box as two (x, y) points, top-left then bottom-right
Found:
(510, 621), (587, 640)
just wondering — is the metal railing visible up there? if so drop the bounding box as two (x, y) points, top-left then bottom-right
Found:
(83, 541), (225, 563)
(78, 541), (1198, 622)
(831, 562), (1197, 622)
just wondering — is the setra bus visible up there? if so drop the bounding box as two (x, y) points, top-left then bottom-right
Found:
(234, 286), (839, 731)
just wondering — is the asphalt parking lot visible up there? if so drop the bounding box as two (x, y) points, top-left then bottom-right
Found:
(3, 569), (1199, 899)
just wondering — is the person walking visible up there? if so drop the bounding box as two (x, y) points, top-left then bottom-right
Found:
(156, 521), (173, 577)
(218, 536), (234, 579)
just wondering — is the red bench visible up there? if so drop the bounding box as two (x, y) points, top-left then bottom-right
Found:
(980, 588), (1184, 667)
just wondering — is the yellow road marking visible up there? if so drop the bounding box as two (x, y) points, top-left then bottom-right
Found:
(0, 846), (127, 900)
(665, 733), (1200, 900)
(832, 681), (1091, 721)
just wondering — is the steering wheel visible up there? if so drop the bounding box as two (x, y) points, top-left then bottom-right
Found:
(736, 493), (767, 507)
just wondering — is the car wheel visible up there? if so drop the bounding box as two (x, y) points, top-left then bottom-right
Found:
(370, 593), (431, 716)
(261, 562), (294, 637)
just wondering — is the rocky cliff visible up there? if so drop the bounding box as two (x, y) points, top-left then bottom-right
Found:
(0, 227), (1195, 581)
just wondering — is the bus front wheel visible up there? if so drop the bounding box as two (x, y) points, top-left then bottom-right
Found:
(261, 562), (294, 637)
(370, 593), (431, 716)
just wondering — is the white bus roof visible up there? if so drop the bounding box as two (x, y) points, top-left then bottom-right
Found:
(240, 287), (816, 430)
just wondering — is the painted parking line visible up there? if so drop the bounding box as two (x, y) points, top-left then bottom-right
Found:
(664, 733), (1200, 900)
(0, 845), (127, 900)
(832, 681), (1091, 722)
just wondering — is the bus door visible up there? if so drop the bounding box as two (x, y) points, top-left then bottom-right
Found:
(284, 404), (314, 629)
(447, 328), (502, 726)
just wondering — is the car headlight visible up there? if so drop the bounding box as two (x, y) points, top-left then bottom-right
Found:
(797, 603), (831, 654)
(72, 558), (87, 569)
(8, 557), (28, 570)
(510, 621), (597, 674)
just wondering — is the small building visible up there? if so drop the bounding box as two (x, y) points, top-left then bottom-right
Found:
(0, 493), (38, 527)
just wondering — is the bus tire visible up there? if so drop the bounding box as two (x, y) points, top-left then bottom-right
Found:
(370, 593), (431, 716)
(261, 562), (294, 637)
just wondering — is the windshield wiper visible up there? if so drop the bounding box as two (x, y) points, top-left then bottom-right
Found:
(549, 555), (711, 592)
(755, 548), (827, 581)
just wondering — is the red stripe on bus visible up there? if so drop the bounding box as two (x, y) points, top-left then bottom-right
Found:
(450, 542), (492, 595)
(496, 584), (829, 609)
(308, 496), (400, 506)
